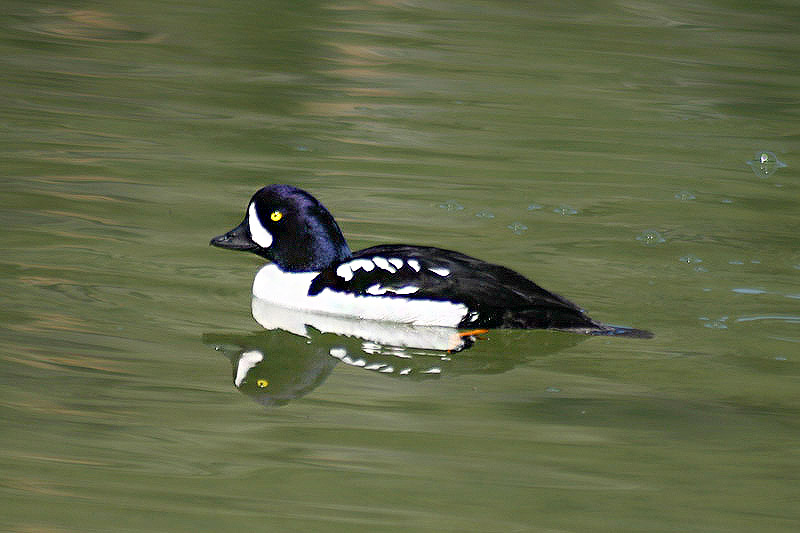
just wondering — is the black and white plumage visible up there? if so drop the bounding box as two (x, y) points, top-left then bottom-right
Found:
(210, 184), (652, 338)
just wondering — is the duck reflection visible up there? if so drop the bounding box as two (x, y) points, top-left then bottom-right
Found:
(203, 296), (585, 407)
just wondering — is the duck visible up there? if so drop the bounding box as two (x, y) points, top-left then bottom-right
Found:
(210, 184), (652, 338)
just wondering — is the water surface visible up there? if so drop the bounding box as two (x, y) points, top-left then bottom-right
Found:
(2, 1), (799, 531)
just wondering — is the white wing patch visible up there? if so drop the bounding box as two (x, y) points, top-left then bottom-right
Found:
(253, 264), (467, 327)
(248, 203), (273, 248)
(336, 258), (377, 281)
(428, 267), (450, 277)
(366, 284), (419, 296)
(388, 258), (403, 269)
(336, 263), (354, 281)
(393, 285), (420, 295)
(407, 259), (421, 272)
(372, 256), (394, 273)
(350, 258), (376, 272)
(366, 284), (387, 296)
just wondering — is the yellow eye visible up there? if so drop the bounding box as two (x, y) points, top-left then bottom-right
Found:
(257, 379), (269, 388)
(270, 210), (282, 222)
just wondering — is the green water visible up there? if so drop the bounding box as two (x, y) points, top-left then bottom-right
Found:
(2, 1), (799, 531)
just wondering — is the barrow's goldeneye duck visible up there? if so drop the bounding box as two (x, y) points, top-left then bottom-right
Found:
(210, 184), (652, 338)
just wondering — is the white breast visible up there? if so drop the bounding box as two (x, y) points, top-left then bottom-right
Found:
(252, 264), (468, 327)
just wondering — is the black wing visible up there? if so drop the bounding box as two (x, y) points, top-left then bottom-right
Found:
(308, 244), (606, 331)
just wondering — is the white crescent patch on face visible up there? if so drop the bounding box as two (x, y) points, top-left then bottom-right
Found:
(248, 203), (273, 248)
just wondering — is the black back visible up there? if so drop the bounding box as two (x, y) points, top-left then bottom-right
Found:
(309, 244), (607, 331)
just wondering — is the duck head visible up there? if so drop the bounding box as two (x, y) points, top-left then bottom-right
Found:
(210, 185), (352, 272)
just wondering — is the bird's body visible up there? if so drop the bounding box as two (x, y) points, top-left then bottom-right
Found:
(211, 185), (652, 338)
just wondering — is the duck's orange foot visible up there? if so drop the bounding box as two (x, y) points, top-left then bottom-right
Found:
(458, 328), (489, 338)
(446, 329), (490, 353)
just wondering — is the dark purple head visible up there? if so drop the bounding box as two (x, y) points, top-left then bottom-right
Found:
(210, 185), (352, 272)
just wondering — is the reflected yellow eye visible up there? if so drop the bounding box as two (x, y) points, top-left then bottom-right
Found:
(270, 211), (283, 222)
(257, 379), (269, 388)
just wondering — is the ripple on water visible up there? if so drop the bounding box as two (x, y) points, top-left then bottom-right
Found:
(679, 254), (707, 272)
(746, 150), (787, 178)
(736, 315), (800, 324)
(438, 200), (464, 211)
(553, 205), (579, 216)
(700, 316), (728, 329)
(732, 288), (767, 295)
(507, 222), (528, 235)
(25, 8), (164, 43)
(637, 230), (666, 246)
(475, 210), (495, 219)
(675, 190), (696, 201)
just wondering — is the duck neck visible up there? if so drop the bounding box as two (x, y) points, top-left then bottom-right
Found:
(274, 213), (352, 272)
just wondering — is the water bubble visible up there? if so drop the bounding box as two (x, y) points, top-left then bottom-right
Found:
(475, 210), (495, 219)
(675, 190), (696, 201)
(637, 230), (666, 246)
(679, 254), (703, 264)
(438, 200), (464, 211)
(507, 222), (528, 235)
(746, 150), (786, 178)
(553, 205), (579, 216)
(527, 203), (543, 211)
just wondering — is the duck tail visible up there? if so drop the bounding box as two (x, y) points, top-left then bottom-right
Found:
(586, 324), (654, 339)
